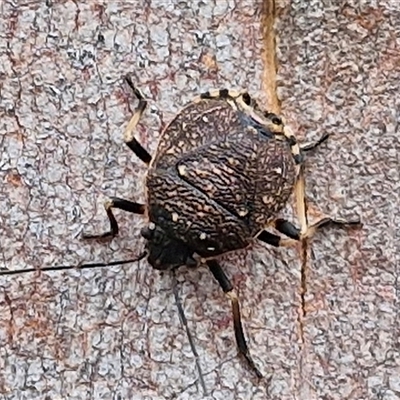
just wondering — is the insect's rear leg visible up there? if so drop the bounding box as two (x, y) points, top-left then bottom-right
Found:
(82, 197), (145, 239)
(206, 259), (263, 379)
(123, 76), (152, 164)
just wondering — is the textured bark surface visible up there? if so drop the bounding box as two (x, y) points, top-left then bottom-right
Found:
(0, 1), (398, 399)
(275, 1), (400, 399)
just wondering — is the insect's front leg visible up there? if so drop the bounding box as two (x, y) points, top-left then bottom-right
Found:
(82, 197), (145, 239)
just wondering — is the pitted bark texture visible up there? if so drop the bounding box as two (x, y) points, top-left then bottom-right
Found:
(275, 1), (400, 399)
(1, 0), (396, 399)
(0, 1), (283, 400)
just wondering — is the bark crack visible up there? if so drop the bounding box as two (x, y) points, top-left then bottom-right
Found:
(261, 1), (308, 395)
(261, 0), (280, 113)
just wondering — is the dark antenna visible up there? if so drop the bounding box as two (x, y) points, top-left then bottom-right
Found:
(0, 251), (148, 276)
(171, 269), (207, 394)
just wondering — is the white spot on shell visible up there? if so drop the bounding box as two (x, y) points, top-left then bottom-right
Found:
(238, 210), (248, 217)
(149, 222), (156, 230)
(172, 213), (179, 222)
(207, 247), (215, 251)
(273, 167), (282, 174)
(262, 195), (271, 204)
(199, 232), (207, 240)
(178, 165), (186, 176)
(202, 116), (209, 122)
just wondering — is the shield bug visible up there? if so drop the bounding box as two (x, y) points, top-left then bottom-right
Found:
(0, 76), (361, 379)
(80, 76), (361, 378)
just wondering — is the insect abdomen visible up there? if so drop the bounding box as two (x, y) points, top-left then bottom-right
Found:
(146, 169), (252, 257)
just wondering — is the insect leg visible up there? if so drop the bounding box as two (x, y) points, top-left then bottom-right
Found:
(206, 259), (263, 379)
(293, 160), (314, 240)
(257, 216), (361, 248)
(282, 123), (333, 234)
(282, 125), (303, 165)
(256, 229), (296, 247)
(123, 76), (152, 164)
(274, 217), (361, 240)
(300, 132), (330, 152)
(82, 197), (145, 239)
(283, 124), (331, 164)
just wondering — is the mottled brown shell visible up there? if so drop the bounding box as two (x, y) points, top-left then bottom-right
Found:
(145, 98), (296, 258)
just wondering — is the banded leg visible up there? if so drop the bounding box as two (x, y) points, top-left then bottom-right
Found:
(257, 229), (295, 247)
(206, 259), (263, 379)
(123, 76), (152, 164)
(279, 132), (316, 236)
(281, 125), (303, 166)
(283, 124), (332, 167)
(274, 216), (361, 241)
(257, 216), (361, 248)
(295, 164), (309, 236)
(82, 197), (145, 239)
(282, 124), (332, 234)
(300, 132), (330, 152)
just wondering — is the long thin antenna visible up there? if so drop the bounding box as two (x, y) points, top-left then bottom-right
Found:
(171, 270), (207, 395)
(0, 252), (148, 276)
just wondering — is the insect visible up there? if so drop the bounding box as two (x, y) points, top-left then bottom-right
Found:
(0, 76), (360, 380)
(80, 76), (361, 378)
